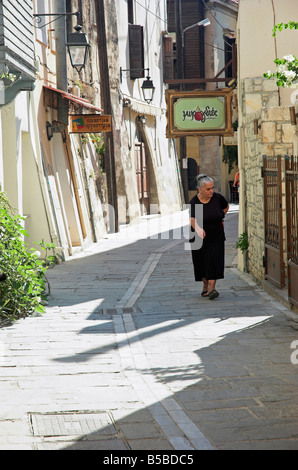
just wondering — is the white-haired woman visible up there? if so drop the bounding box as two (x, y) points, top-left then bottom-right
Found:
(190, 174), (229, 300)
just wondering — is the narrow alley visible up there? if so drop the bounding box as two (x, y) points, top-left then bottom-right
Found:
(1, 206), (298, 451)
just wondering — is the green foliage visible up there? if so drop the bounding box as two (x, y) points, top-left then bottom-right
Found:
(264, 22), (298, 88)
(235, 232), (249, 254)
(36, 239), (63, 267)
(90, 133), (105, 173)
(80, 133), (105, 173)
(223, 145), (238, 173)
(0, 191), (49, 320)
(272, 21), (298, 37)
(264, 54), (298, 88)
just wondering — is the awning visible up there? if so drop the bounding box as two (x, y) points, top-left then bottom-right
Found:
(43, 84), (103, 113)
(122, 93), (162, 117)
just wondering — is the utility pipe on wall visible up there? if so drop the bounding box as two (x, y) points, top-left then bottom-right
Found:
(54, 0), (69, 124)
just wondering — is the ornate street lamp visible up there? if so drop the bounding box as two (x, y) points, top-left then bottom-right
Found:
(67, 25), (90, 72)
(34, 12), (90, 73)
(141, 73), (155, 104)
(120, 67), (155, 104)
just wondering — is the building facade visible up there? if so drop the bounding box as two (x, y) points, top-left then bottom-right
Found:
(111, 0), (184, 222)
(0, 0), (184, 261)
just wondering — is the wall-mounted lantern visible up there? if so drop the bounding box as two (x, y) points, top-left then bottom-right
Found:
(34, 12), (90, 73)
(46, 120), (66, 142)
(138, 115), (147, 125)
(46, 121), (54, 141)
(67, 25), (90, 73)
(141, 74), (155, 104)
(120, 67), (155, 104)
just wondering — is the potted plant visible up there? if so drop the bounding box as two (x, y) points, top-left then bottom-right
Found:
(0, 72), (17, 87)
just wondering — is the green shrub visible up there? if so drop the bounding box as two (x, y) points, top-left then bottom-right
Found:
(235, 232), (249, 254)
(0, 191), (48, 320)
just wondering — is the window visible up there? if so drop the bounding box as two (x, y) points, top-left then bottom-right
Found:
(224, 36), (236, 79)
(34, 0), (48, 46)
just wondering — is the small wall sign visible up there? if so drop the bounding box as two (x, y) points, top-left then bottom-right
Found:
(165, 89), (233, 137)
(69, 114), (111, 133)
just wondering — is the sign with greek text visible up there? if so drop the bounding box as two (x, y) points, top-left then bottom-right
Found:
(69, 114), (111, 133)
(165, 89), (233, 137)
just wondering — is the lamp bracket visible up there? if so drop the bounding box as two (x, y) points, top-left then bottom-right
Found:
(33, 12), (80, 24)
(120, 67), (149, 83)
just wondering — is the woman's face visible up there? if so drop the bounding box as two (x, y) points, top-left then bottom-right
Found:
(199, 181), (214, 198)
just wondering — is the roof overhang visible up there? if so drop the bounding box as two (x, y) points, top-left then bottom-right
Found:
(43, 85), (103, 113)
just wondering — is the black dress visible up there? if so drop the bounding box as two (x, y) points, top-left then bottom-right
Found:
(190, 192), (228, 281)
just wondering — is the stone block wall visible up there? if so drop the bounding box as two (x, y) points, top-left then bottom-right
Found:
(239, 77), (295, 281)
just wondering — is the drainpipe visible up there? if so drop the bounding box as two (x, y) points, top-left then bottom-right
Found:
(54, 0), (69, 124)
(95, 0), (119, 232)
(175, 0), (188, 204)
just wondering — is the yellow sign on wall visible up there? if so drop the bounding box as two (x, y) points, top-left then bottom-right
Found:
(69, 114), (111, 133)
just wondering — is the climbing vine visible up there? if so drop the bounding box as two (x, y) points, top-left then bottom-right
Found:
(264, 21), (298, 88)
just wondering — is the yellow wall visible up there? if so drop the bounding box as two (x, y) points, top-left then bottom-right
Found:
(238, 0), (298, 107)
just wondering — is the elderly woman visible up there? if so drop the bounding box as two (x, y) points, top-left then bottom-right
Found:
(190, 174), (229, 300)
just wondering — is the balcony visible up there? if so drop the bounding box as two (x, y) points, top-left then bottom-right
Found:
(0, 0), (36, 105)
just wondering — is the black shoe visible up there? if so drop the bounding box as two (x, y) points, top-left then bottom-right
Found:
(208, 289), (219, 300)
(0, 273), (7, 282)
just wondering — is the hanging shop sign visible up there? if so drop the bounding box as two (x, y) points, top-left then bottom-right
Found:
(165, 89), (233, 138)
(69, 114), (111, 133)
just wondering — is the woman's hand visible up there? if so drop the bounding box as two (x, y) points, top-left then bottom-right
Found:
(197, 227), (206, 239)
(190, 217), (205, 239)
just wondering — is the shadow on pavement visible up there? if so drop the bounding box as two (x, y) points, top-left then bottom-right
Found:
(33, 211), (298, 450)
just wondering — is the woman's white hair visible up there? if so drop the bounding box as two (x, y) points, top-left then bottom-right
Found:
(196, 174), (214, 189)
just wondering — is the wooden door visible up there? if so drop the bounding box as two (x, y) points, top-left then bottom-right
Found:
(135, 142), (150, 215)
(286, 155), (298, 307)
(263, 155), (285, 288)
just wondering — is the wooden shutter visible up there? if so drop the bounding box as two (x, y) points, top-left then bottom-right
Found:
(163, 35), (174, 81)
(129, 25), (144, 79)
(182, 0), (205, 80)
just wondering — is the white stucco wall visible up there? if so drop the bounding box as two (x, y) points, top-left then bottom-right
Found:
(116, 0), (165, 109)
(113, 0), (183, 217)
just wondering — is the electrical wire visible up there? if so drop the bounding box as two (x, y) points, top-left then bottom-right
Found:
(156, 0), (234, 52)
(201, 0), (234, 50)
(133, 0), (166, 23)
(33, 1), (232, 55)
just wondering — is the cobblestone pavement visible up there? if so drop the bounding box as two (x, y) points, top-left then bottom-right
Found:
(1, 206), (298, 450)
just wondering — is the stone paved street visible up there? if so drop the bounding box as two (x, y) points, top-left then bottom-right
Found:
(1, 206), (298, 450)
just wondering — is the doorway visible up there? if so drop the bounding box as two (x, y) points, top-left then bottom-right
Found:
(134, 141), (150, 215)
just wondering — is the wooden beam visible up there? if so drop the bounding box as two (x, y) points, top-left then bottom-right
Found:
(214, 59), (233, 79)
(164, 77), (235, 84)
